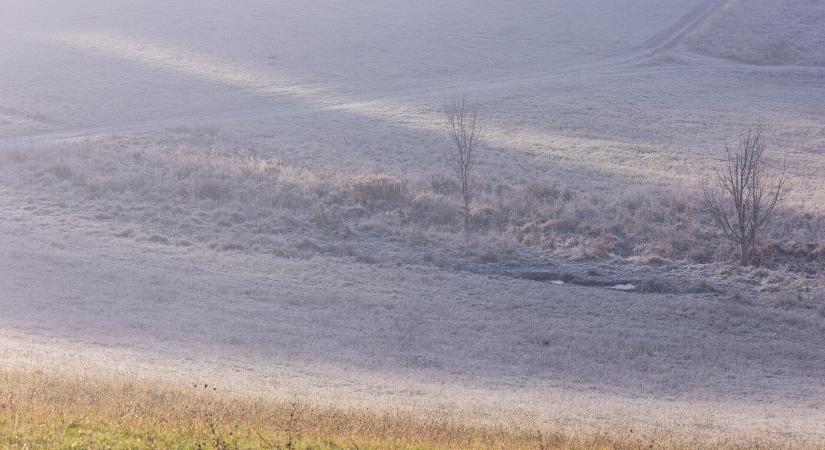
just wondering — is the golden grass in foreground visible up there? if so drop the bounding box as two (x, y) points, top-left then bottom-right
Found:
(0, 370), (811, 449)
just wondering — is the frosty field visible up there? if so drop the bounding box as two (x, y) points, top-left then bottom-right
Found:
(1, 0), (824, 447)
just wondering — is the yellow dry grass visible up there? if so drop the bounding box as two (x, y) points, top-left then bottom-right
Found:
(0, 370), (816, 449)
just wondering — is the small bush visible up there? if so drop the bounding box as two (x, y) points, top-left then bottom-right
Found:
(47, 163), (74, 181)
(427, 173), (459, 196)
(350, 175), (405, 209)
(409, 194), (458, 228)
(774, 291), (808, 310)
(195, 179), (231, 202)
(525, 182), (561, 202)
(470, 206), (497, 230)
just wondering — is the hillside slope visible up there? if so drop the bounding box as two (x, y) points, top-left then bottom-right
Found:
(685, 0), (825, 66)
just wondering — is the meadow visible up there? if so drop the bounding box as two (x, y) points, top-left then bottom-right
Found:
(1, 0), (824, 448)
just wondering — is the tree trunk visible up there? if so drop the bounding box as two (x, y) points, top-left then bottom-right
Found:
(740, 240), (749, 266)
(463, 199), (470, 235)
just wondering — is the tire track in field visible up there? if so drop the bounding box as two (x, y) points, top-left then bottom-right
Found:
(0, 0), (784, 148)
(639, 0), (731, 56)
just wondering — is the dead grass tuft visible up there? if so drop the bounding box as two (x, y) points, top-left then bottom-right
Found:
(350, 174), (405, 209)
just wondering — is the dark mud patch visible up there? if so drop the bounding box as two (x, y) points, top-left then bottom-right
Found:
(509, 269), (722, 294)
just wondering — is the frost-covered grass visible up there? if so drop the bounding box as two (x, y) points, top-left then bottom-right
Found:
(1, 1), (824, 447)
(685, 0), (825, 66)
(4, 131), (823, 277)
(2, 199), (825, 446)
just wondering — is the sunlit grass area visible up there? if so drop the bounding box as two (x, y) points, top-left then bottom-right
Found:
(0, 370), (817, 449)
(0, 370), (611, 449)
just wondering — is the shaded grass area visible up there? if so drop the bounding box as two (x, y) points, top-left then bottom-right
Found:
(685, 0), (825, 66)
(0, 370), (668, 450)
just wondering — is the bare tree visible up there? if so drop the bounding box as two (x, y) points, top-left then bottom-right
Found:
(444, 96), (483, 235)
(702, 126), (787, 265)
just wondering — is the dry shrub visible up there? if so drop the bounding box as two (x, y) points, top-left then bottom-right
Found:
(728, 290), (750, 305)
(774, 291), (809, 310)
(310, 205), (348, 234)
(408, 194), (459, 228)
(525, 182), (564, 203)
(195, 179), (233, 202)
(341, 205), (369, 220)
(276, 183), (318, 209)
(470, 206), (499, 230)
(541, 216), (580, 234)
(47, 163), (74, 181)
(469, 236), (517, 264)
(350, 174), (405, 209)
(572, 233), (627, 260)
(428, 173), (459, 196)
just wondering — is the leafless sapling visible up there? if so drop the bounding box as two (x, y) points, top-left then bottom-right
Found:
(702, 126), (787, 265)
(444, 97), (483, 235)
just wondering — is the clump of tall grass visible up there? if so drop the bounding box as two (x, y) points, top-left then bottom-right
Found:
(4, 136), (823, 273)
